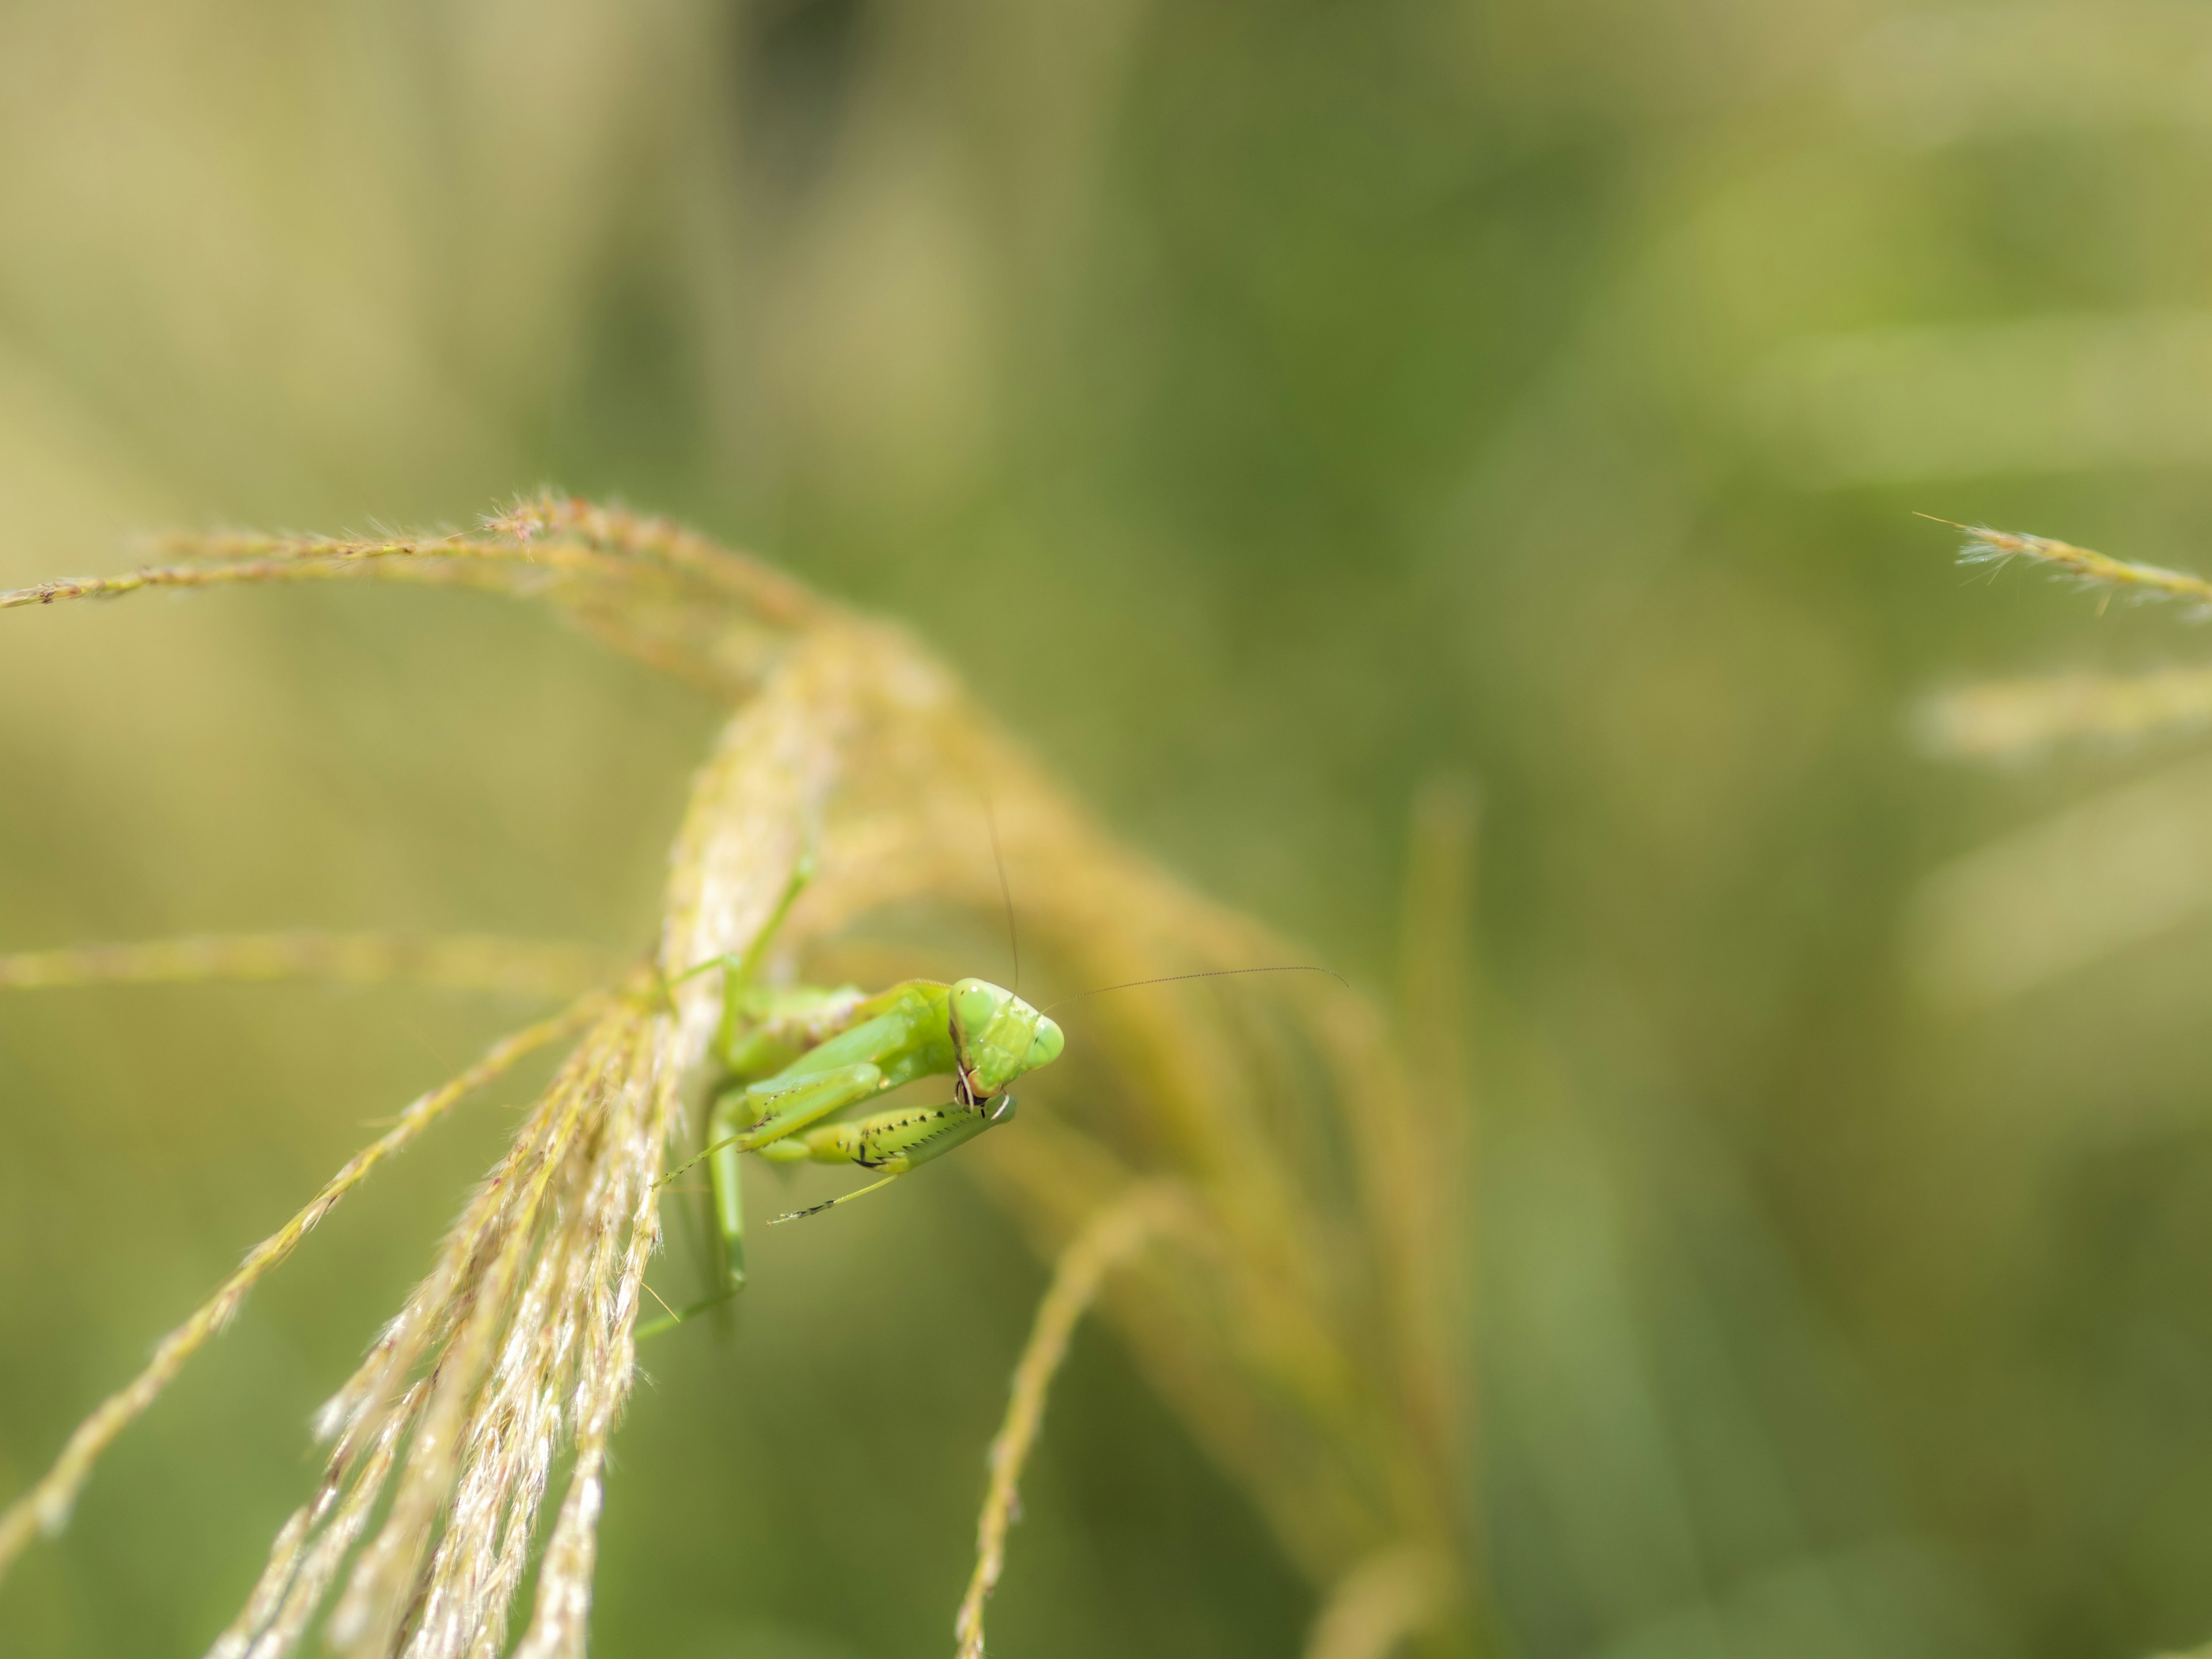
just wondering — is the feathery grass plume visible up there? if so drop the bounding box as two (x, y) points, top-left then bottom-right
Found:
(1916, 667), (2212, 758)
(1, 498), (1482, 1656)
(765, 625), (1478, 1638)
(1942, 519), (2212, 609)
(0, 933), (628, 999)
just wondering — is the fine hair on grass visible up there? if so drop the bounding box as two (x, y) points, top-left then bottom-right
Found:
(0, 499), (1480, 1657)
(1921, 521), (2212, 758)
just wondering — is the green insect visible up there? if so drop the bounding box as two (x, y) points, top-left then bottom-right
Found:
(647, 858), (1065, 1334)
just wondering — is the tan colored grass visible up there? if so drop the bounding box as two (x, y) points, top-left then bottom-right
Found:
(0, 933), (628, 999)
(0, 498), (1481, 1658)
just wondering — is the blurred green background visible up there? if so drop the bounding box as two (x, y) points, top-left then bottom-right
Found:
(5, 1), (2212, 1654)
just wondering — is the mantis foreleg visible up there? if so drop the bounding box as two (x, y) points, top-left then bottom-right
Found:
(762, 1093), (1016, 1221)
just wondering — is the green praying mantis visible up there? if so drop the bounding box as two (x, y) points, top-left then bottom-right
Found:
(643, 853), (1336, 1338)
(645, 857), (1066, 1335)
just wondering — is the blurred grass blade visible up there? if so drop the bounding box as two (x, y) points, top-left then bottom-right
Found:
(1300, 1544), (1449, 1659)
(1918, 668), (2212, 759)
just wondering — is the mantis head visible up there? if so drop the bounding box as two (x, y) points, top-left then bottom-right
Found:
(949, 976), (1064, 1101)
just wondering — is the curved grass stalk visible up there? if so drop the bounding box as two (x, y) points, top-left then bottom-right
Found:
(954, 1183), (1194, 1659)
(0, 990), (610, 1583)
(0, 543), (685, 612)
(3, 505), (1483, 1658)
(5, 498), (827, 699)
(128, 502), (822, 630)
(482, 496), (821, 627)
(0, 933), (628, 999)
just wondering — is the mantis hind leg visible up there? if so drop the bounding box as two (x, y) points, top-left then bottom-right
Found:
(707, 1086), (753, 1293)
(646, 853), (816, 1340)
(669, 1062), (885, 1302)
(637, 1080), (764, 1341)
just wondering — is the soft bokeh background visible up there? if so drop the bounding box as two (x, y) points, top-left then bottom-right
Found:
(4, 1), (2212, 1654)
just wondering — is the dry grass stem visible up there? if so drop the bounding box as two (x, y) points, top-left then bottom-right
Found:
(953, 1181), (1195, 1659)
(0, 990), (610, 1584)
(0, 933), (628, 999)
(0, 544), (588, 609)
(3, 498), (1479, 1656)
(1, 497), (830, 700)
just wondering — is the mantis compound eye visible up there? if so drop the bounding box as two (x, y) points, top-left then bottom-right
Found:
(951, 978), (999, 1039)
(1025, 1019), (1064, 1070)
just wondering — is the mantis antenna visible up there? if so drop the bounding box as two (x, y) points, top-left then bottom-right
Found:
(1042, 964), (1349, 1014)
(984, 797), (1020, 993)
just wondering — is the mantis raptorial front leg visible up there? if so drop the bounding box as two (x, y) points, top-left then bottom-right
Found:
(647, 859), (1063, 1336)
